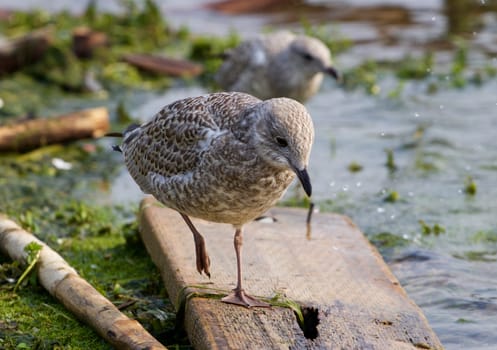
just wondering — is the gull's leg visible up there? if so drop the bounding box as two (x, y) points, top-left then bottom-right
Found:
(180, 213), (211, 278)
(221, 228), (270, 308)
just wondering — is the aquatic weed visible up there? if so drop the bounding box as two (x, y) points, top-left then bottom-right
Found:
(463, 176), (477, 195)
(419, 220), (446, 236)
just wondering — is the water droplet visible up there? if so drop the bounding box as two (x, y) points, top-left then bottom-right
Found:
(390, 214), (396, 220)
(342, 185), (349, 192)
(481, 0), (486, 4)
(414, 112), (420, 118)
(329, 181), (335, 187)
(408, 191), (414, 197)
(380, 131), (386, 137)
(431, 16), (436, 21)
(377, 207), (385, 213)
(439, 104), (444, 110)
(356, 182), (362, 187)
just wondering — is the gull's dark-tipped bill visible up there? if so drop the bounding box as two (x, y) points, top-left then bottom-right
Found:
(295, 167), (312, 197)
(325, 66), (341, 82)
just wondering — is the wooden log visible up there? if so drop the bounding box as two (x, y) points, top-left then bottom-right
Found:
(139, 196), (443, 349)
(0, 107), (109, 152)
(0, 28), (53, 75)
(205, 0), (300, 14)
(0, 216), (167, 350)
(122, 53), (203, 78)
(72, 26), (109, 59)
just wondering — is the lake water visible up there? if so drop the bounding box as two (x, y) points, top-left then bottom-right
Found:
(2, 1), (497, 348)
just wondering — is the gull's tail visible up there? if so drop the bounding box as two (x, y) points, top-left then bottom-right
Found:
(104, 123), (141, 153)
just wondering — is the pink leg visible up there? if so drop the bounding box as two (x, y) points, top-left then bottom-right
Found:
(180, 213), (210, 278)
(221, 228), (270, 308)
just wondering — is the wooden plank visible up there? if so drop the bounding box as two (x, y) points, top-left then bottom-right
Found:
(139, 196), (443, 349)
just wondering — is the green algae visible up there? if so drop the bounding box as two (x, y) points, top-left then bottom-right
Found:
(0, 204), (190, 349)
(419, 220), (446, 236)
(369, 232), (410, 255)
(0, 0), (178, 119)
(347, 161), (363, 173)
(463, 176), (477, 196)
(383, 190), (400, 203)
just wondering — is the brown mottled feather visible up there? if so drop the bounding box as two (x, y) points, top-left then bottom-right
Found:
(120, 92), (314, 227)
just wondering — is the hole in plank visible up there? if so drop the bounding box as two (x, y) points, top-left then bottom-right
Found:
(295, 306), (320, 340)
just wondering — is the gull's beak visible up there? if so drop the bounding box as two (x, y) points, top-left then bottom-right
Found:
(324, 66), (341, 82)
(295, 168), (312, 197)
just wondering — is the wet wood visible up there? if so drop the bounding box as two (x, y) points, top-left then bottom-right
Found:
(0, 9), (12, 20)
(206, 0), (300, 14)
(0, 28), (53, 75)
(139, 196), (443, 350)
(122, 53), (203, 77)
(72, 26), (109, 58)
(329, 5), (411, 25)
(0, 107), (109, 152)
(0, 216), (167, 350)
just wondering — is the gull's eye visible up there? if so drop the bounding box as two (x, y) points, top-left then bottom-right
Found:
(301, 52), (313, 61)
(275, 136), (288, 147)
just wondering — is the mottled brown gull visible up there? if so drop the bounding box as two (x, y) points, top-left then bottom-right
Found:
(110, 92), (314, 307)
(215, 31), (339, 103)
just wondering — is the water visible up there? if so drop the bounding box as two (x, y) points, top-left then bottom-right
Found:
(3, 0), (497, 348)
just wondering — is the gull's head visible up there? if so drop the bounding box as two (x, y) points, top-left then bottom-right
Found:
(251, 97), (315, 196)
(290, 35), (340, 81)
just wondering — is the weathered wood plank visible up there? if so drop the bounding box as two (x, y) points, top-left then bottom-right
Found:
(139, 196), (443, 349)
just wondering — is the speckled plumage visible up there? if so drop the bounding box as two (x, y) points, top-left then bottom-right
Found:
(116, 91), (314, 307)
(121, 92), (313, 227)
(215, 31), (338, 103)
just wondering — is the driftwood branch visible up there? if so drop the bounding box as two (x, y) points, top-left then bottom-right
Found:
(0, 216), (167, 350)
(205, 0), (298, 14)
(123, 53), (203, 77)
(0, 27), (53, 75)
(0, 107), (110, 152)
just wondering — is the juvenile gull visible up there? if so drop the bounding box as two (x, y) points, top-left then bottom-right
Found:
(215, 31), (339, 103)
(112, 92), (314, 307)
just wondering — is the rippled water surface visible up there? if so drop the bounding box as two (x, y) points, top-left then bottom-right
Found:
(2, 1), (497, 348)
